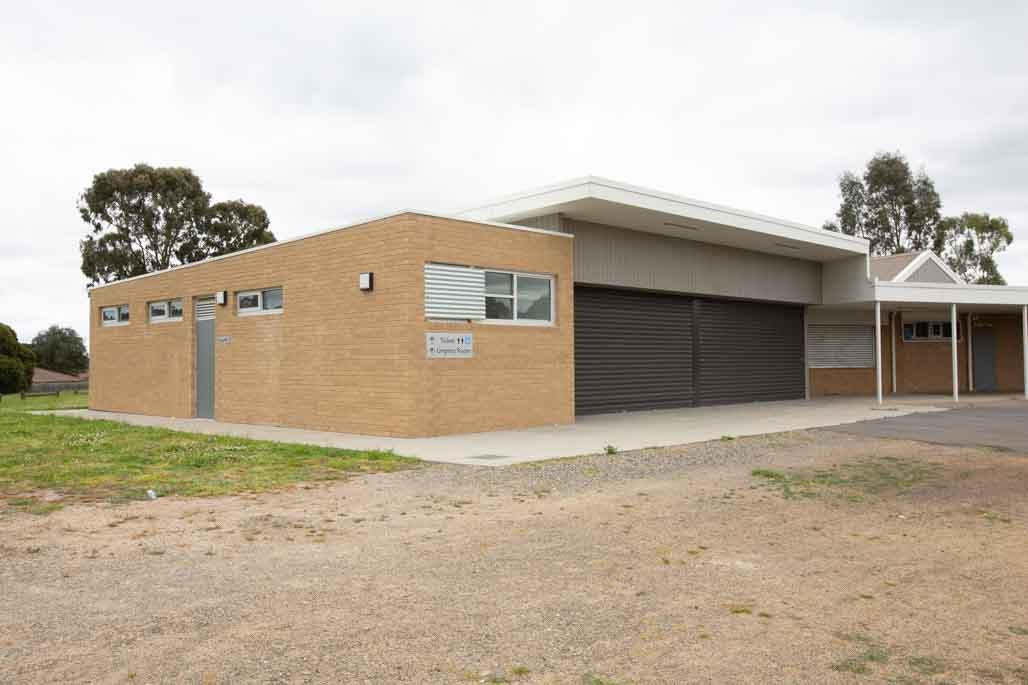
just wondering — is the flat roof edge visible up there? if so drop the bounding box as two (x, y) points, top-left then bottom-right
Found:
(87, 210), (571, 291)
(458, 175), (870, 254)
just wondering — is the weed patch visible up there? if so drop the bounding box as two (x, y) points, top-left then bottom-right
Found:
(753, 458), (941, 501)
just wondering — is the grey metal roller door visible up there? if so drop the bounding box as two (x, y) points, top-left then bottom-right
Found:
(574, 286), (805, 415)
(694, 299), (805, 405)
(574, 286), (694, 415)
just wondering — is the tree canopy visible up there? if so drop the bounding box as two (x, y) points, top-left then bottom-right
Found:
(79, 164), (276, 285)
(31, 325), (89, 375)
(823, 152), (1012, 284)
(0, 323), (35, 394)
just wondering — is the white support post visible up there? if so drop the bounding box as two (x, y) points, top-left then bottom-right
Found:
(874, 301), (883, 405)
(966, 313), (974, 393)
(1022, 305), (1027, 400)
(889, 311), (897, 394)
(951, 304), (959, 403)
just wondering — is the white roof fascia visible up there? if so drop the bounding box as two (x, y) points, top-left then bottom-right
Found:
(87, 209), (572, 291)
(458, 176), (870, 256)
(875, 281), (1028, 306)
(892, 251), (964, 284)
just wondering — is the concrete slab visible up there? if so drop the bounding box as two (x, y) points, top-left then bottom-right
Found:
(50, 397), (946, 466)
(828, 400), (1028, 453)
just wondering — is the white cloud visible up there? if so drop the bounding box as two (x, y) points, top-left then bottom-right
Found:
(2, 1), (1027, 345)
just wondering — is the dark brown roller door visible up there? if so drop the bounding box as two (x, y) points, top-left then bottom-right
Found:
(574, 286), (694, 415)
(694, 299), (805, 405)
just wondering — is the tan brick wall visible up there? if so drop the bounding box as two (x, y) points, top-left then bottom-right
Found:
(408, 215), (574, 436)
(89, 214), (575, 437)
(895, 313), (970, 394)
(809, 313), (1026, 397)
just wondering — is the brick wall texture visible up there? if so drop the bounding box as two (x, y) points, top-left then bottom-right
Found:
(89, 214), (574, 437)
(810, 313), (1024, 397)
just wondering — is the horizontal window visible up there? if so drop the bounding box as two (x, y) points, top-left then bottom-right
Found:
(483, 270), (553, 325)
(149, 298), (183, 323)
(101, 304), (130, 326)
(902, 320), (962, 342)
(237, 287), (283, 316)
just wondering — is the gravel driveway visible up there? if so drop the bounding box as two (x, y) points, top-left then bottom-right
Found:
(2, 430), (1027, 684)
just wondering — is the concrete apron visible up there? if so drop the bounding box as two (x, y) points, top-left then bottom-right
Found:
(50, 398), (948, 467)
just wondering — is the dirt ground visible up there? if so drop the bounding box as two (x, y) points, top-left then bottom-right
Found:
(2, 430), (1027, 684)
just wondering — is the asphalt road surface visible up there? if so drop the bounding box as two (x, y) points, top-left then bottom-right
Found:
(829, 400), (1028, 452)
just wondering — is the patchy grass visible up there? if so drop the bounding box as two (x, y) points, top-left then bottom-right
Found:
(0, 412), (418, 501)
(752, 457), (941, 500)
(1, 391), (89, 412)
(831, 646), (889, 674)
(907, 655), (947, 675)
(582, 675), (620, 685)
(5, 497), (63, 515)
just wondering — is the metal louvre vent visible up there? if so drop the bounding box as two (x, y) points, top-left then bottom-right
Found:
(424, 263), (485, 320)
(807, 323), (874, 368)
(195, 297), (216, 321)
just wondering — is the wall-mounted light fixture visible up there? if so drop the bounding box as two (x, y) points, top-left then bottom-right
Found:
(215, 291), (227, 305)
(359, 272), (374, 291)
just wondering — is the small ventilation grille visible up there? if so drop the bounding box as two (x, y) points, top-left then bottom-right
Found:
(424, 263), (485, 320)
(195, 297), (216, 321)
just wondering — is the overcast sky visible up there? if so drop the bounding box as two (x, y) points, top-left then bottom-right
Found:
(3, 1), (1027, 345)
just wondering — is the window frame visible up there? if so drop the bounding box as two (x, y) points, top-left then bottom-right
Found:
(237, 287), (284, 317)
(902, 320), (962, 342)
(101, 304), (130, 327)
(480, 270), (554, 326)
(148, 298), (184, 324)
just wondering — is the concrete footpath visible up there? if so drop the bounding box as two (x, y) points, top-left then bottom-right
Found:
(54, 397), (947, 466)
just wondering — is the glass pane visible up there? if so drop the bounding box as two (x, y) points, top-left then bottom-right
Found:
(915, 322), (929, 338)
(150, 302), (167, 319)
(485, 272), (513, 296)
(262, 288), (283, 310)
(102, 308), (117, 322)
(942, 322), (952, 338)
(118, 304), (130, 322)
(931, 323), (943, 337)
(168, 299), (183, 318)
(485, 296), (513, 319)
(238, 293), (260, 310)
(516, 276), (551, 321)
(902, 324), (914, 341)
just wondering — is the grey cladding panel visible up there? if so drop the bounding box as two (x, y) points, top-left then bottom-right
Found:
(567, 219), (821, 304)
(907, 259), (957, 283)
(694, 299), (806, 405)
(574, 286), (694, 415)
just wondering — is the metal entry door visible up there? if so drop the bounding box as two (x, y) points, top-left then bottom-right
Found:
(973, 325), (997, 391)
(195, 297), (216, 418)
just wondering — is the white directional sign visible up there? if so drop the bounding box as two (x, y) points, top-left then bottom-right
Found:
(426, 332), (473, 359)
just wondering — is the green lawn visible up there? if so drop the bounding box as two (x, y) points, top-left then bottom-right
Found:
(0, 393), (417, 503)
(1, 391), (89, 412)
